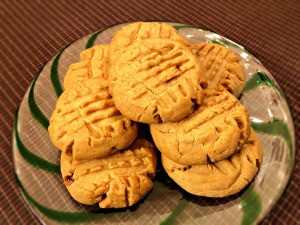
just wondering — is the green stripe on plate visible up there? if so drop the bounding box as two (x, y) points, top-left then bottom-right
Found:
(51, 39), (83, 98)
(85, 24), (118, 49)
(251, 119), (293, 161)
(208, 39), (225, 45)
(241, 187), (262, 225)
(50, 47), (67, 97)
(208, 39), (242, 48)
(28, 67), (50, 130)
(14, 110), (60, 174)
(159, 188), (262, 225)
(85, 30), (104, 49)
(160, 198), (189, 225)
(243, 71), (284, 97)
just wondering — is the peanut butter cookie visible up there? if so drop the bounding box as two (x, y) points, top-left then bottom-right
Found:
(109, 38), (207, 124)
(49, 77), (138, 162)
(192, 43), (245, 96)
(64, 45), (110, 90)
(109, 22), (189, 63)
(61, 139), (157, 208)
(150, 87), (251, 165)
(161, 129), (263, 197)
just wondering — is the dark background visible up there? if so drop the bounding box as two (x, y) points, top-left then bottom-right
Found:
(1, 1), (299, 224)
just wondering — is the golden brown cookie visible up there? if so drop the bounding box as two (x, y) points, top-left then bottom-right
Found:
(150, 87), (251, 165)
(191, 43), (245, 96)
(109, 22), (190, 63)
(64, 45), (110, 90)
(161, 129), (263, 197)
(109, 38), (207, 124)
(49, 77), (138, 162)
(61, 139), (157, 208)
(63, 60), (91, 90)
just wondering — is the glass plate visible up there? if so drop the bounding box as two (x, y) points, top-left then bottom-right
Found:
(13, 22), (295, 225)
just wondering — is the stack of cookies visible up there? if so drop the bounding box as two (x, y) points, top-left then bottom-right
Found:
(48, 44), (157, 208)
(48, 22), (263, 208)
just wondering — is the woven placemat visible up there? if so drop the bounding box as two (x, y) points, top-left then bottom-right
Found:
(0, 1), (299, 224)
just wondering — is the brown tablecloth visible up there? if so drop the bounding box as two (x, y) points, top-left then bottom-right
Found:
(1, 1), (299, 224)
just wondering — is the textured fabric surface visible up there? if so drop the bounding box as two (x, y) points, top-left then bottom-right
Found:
(0, 0), (299, 224)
